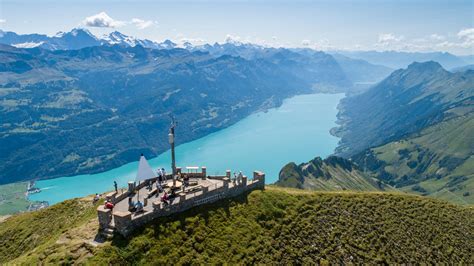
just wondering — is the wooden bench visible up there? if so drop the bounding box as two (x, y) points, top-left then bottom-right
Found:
(147, 188), (158, 198)
(185, 185), (202, 193)
(188, 180), (198, 186)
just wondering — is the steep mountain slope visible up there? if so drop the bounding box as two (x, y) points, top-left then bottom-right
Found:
(276, 156), (392, 191)
(0, 44), (350, 184)
(334, 62), (473, 157)
(2, 188), (472, 264)
(338, 50), (468, 69)
(333, 62), (473, 204)
(352, 113), (474, 204)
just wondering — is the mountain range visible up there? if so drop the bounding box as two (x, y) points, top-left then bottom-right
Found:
(336, 50), (469, 70)
(0, 28), (178, 51)
(1, 28), (471, 71)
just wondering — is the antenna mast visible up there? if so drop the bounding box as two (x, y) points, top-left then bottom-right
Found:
(168, 115), (177, 187)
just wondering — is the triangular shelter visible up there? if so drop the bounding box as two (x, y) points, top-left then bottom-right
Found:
(136, 154), (155, 182)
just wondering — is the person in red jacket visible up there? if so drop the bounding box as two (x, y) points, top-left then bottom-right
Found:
(105, 200), (114, 209)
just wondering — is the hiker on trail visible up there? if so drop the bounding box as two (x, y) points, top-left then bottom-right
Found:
(93, 193), (100, 204)
(114, 181), (118, 192)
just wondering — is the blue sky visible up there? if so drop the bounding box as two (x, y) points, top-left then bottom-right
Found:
(0, 0), (473, 55)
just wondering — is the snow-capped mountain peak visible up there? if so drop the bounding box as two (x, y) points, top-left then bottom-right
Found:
(103, 31), (138, 46)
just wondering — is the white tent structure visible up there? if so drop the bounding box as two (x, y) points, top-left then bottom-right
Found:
(135, 154), (156, 182)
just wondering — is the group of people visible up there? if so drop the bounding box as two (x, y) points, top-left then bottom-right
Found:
(97, 167), (183, 214)
(156, 167), (167, 183)
(233, 171), (244, 184)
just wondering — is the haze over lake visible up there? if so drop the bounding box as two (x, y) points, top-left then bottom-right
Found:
(30, 93), (344, 204)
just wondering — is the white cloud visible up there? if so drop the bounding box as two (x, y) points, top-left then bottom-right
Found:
(457, 28), (474, 46)
(458, 28), (474, 40)
(433, 28), (474, 50)
(83, 12), (124, 28)
(430, 34), (445, 41)
(301, 39), (311, 46)
(371, 29), (474, 53)
(377, 33), (404, 45)
(131, 18), (156, 30)
(82, 12), (157, 30)
(225, 34), (241, 44)
(0, 19), (6, 24)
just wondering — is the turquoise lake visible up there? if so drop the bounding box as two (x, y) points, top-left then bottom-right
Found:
(29, 93), (344, 204)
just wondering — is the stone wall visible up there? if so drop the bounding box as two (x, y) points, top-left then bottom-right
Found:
(112, 171), (265, 237)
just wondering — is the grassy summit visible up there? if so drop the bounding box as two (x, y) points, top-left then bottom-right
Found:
(1, 187), (472, 264)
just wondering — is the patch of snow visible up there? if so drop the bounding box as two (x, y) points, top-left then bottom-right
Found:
(12, 41), (44, 48)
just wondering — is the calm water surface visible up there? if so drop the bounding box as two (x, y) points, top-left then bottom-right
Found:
(29, 93), (344, 204)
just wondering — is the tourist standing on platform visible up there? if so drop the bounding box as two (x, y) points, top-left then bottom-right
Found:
(157, 168), (163, 184)
(233, 172), (237, 184)
(114, 181), (118, 192)
(161, 168), (166, 181)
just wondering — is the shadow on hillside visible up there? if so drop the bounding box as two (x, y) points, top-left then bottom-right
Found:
(110, 191), (251, 247)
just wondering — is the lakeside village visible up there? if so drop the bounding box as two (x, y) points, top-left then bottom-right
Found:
(93, 120), (265, 237)
(25, 181), (48, 211)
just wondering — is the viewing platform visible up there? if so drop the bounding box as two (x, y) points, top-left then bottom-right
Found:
(97, 166), (265, 237)
(97, 120), (265, 237)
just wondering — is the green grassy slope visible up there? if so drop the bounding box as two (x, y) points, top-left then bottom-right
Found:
(0, 197), (99, 263)
(2, 188), (472, 264)
(276, 156), (394, 192)
(354, 113), (473, 205)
